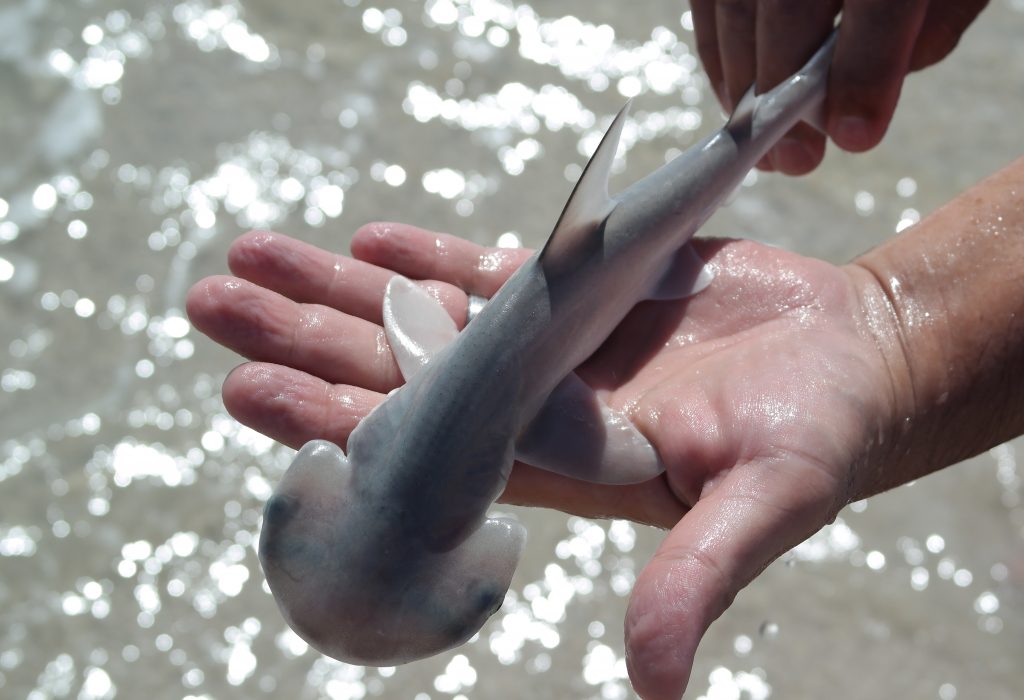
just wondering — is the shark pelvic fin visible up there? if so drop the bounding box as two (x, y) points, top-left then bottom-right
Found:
(646, 243), (714, 301)
(725, 84), (759, 135)
(539, 101), (630, 273)
(516, 372), (664, 485)
(382, 275), (459, 380)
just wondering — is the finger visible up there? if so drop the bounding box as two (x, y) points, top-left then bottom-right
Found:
(715, 0), (757, 111)
(767, 121), (826, 176)
(755, 0), (839, 91)
(226, 360), (688, 527)
(222, 362), (383, 450)
(186, 275), (402, 393)
(351, 224), (532, 298)
(227, 230), (466, 326)
(909, 0), (989, 71)
(715, 3), (775, 174)
(826, 0), (929, 152)
(690, 1), (727, 108)
(624, 458), (841, 699)
(500, 464), (687, 530)
(755, 0), (839, 174)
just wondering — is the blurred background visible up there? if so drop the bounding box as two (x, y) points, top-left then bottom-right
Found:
(1, 1), (1022, 698)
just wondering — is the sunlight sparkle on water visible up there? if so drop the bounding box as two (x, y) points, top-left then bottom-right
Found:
(174, 1), (275, 64)
(0, 257), (14, 283)
(696, 666), (771, 700)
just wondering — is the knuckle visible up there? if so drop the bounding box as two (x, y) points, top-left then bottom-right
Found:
(292, 306), (326, 358)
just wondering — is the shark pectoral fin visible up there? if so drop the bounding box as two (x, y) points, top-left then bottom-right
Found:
(646, 243), (714, 301)
(516, 372), (664, 485)
(382, 275), (459, 380)
(539, 101), (630, 273)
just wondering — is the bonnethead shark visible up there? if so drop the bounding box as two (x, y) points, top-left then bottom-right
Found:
(258, 32), (838, 665)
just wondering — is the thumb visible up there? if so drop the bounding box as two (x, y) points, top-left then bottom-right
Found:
(624, 460), (840, 699)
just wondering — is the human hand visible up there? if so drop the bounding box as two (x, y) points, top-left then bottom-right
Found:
(187, 223), (906, 698)
(690, 0), (989, 174)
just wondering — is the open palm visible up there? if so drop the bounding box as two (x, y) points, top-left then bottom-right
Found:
(187, 222), (895, 699)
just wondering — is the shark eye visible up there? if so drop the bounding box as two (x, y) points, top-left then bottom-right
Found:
(260, 494), (322, 583)
(477, 584), (503, 615)
(469, 579), (504, 617)
(264, 493), (298, 529)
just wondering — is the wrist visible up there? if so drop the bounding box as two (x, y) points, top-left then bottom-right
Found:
(842, 156), (1024, 499)
(842, 260), (925, 500)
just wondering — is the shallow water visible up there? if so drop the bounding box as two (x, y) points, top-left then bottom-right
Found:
(2, 1), (1023, 698)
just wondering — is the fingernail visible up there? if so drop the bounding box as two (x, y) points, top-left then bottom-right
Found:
(771, 138), (814, 174)
(834, 116), (871, 151)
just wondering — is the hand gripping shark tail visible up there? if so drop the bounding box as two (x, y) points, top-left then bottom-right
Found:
(259, 30), (838, 666)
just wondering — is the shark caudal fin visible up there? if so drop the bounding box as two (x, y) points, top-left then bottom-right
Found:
(539, 101), (630, 274)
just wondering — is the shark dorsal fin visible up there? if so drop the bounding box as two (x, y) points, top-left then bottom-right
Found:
(539, 101), (630, 271)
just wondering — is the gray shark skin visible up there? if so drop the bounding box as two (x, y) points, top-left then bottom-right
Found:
(259, 32), (838, 665)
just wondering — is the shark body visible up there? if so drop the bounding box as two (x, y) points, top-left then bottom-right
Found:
(259, 33), (837, 665)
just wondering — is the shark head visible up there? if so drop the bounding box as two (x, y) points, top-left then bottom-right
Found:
(257, 440), (365, 656)
(258, 439), (526, 666)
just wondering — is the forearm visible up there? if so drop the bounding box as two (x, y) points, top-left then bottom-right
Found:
(845, 155), (1024, 499)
